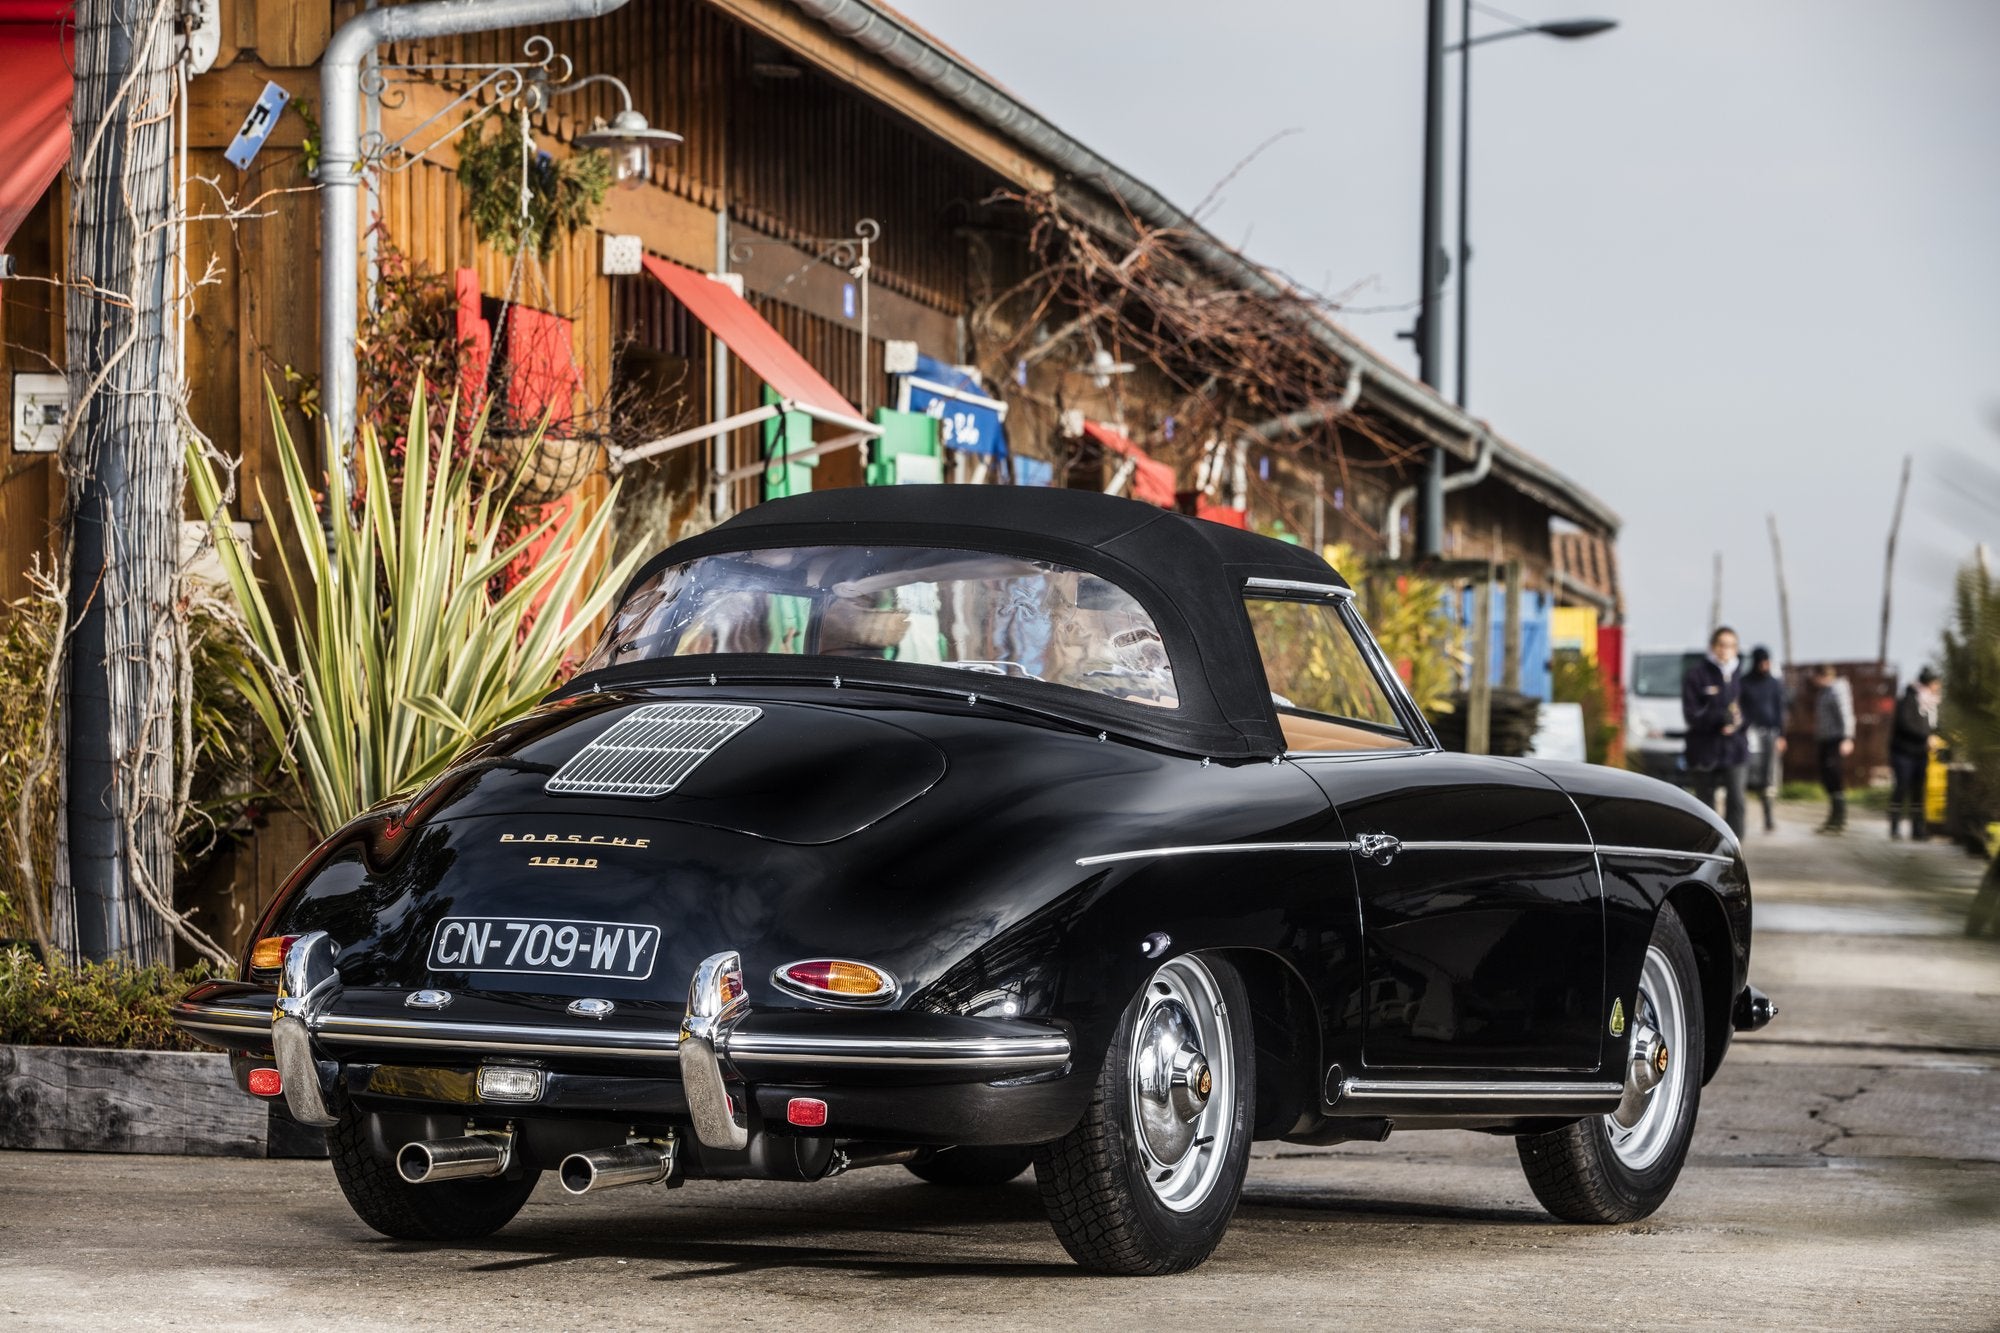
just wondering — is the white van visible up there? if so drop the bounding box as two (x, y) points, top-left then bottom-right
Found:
(1627, 649), (1702, 780)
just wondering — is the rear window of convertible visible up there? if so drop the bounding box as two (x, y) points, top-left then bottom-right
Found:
(581, 545), (1180, 708)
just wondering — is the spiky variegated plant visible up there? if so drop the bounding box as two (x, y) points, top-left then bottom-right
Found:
(188, 382), (645, 837)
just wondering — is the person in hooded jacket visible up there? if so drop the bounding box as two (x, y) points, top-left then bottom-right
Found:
(1739, 646), (1788, 833)
(1889, 667), (1940, 839)
(1683, 626), (1749, 837)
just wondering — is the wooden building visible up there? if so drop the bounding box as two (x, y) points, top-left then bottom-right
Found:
(0, 0), (1623, 955)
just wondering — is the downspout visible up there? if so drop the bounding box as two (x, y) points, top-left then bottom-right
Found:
(319, 0), (632, 460)
(1387, 429), (1491, 560)
(1223, 363), (1364, 512)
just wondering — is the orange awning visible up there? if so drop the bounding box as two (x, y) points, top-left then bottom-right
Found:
(641, 256), (859, 421)
(1082, 420), (1176, 508)
(0, 3), (70, 256)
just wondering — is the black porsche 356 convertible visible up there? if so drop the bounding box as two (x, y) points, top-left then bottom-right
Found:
(173, 485), (1775, 1274)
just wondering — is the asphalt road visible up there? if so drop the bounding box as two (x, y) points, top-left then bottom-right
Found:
(4, 803), (1996, 1330)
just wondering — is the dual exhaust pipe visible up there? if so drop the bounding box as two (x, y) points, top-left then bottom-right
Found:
(395, 1128), (676, 1195)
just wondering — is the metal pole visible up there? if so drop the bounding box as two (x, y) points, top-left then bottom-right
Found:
(1455, 0), (1471, 409)
(1417, 0), (1448, 555)
(320, 0), (632, 464)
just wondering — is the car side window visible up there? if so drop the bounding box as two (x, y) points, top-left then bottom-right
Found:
(1243, 596), (1414, 751)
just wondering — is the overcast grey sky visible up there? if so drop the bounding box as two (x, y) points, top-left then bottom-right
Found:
(896, 0), (2000, 673)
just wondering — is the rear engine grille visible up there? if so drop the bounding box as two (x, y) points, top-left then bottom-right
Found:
(545, 703), (762, 798)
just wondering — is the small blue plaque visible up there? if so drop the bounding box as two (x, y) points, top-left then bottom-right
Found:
(225, 81), (291, 170)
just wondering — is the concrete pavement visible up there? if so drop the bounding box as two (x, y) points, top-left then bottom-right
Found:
(3, 803), (1996, 1330)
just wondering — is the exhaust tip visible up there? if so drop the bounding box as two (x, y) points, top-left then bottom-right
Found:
(558, 1153), (598, 1196)
(396, 1142), (435, 1184)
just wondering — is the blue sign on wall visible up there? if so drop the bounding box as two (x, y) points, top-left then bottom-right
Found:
(897, 353), (1009, 459)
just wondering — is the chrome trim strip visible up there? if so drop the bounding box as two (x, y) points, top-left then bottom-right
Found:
(171, 1003), (270, 1032)
(1076, 841), (1356, 867)
(725, 1031), (1072, 1070)
(315, 1014), (682, 1060)
(1244, 577), (1354, 599)
(1341, 1078), (1623, 1103)
(1394, 840), (1596, 855)
(274, 1009), (1074, 1074)
(1078, 840), (1733, 866)
(1595, 844), (1735, 866)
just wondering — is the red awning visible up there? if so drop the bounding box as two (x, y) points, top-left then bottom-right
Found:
(0, 3), (70, 256)
(641, 256), (859, 422)
(1081, 420), (1176, 508)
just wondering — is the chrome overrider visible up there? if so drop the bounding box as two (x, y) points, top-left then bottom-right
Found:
(272, 930), (343, 1129)
(173, 938), (1075, 1151)
(679, 951), (751, 1151)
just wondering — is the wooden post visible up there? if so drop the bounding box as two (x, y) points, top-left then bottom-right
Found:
(1467, 568), (1494, 755)
(1767, 513), (1795, 668)
(1879, 453), (1911, 666)
(1502, 559), (1523, 693)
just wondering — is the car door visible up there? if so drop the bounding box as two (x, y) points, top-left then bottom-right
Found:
(1241, 585), (1605, 1074)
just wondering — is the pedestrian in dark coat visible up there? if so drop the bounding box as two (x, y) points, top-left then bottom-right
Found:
(1889, 667), (1939, 839)
(1683, 626), (1749, 837)
(1813, 664), (1856, 833)
(1739, 646), (1788, 833)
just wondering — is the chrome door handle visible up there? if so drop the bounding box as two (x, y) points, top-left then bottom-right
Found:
(1355, 832), (1402, 865)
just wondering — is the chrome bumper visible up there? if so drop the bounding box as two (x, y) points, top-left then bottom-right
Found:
(171, 939), (1072, 1151)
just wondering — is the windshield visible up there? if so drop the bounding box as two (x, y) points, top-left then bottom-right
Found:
(581, 545), (1179, 708)
(1633, 653), (1702, 697)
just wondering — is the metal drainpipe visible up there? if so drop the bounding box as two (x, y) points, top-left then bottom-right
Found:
(319, 0), (632, 460)
(1387, 430), (1491, 561)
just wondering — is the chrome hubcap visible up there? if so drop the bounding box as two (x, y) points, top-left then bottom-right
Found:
(1606, 944), (1687, 1169)
(1129, 956), (1232, 1212)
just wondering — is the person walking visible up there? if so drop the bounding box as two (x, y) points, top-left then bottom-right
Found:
(1812, 663), (1856, 834)
(1740, 646), (1788, 833)
(1683, 626), (1749, 837)
(1889, 667), (1940, 839)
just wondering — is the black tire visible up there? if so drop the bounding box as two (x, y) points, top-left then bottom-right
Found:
(1516, 904), (1704, 1224)
(327, 1110), (539, 1241)
(905, 1145), (1037, 1187)
(1034, 952), (1255, 1275)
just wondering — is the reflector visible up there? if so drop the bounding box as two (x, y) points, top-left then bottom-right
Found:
(247, 1067), (282, 1097)
(786, 1097), (829, 1128)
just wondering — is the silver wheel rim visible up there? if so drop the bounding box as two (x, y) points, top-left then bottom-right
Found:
(1128, 955), (1233, 1213)
(1606, 944), (1688, 1171)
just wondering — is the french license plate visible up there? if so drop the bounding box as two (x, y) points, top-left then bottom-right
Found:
(428, 916), (660, 981)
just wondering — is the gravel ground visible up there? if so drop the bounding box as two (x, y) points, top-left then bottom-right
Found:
(3, 803), (1995, 1330)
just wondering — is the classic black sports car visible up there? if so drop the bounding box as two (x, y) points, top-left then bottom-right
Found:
(173, 485), (1775, 1274)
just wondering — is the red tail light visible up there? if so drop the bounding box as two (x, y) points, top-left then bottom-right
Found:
(772, 959), (897, 1004)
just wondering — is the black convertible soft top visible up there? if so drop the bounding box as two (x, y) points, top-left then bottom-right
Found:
(585, 486), (1351, 759)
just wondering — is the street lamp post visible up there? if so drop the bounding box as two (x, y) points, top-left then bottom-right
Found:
(1449, 8), (1617, 408)
(1410, 5), (1615, 553)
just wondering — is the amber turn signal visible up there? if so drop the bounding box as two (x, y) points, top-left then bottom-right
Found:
(249, 935), (299, 970)
(773, 959), (896, 1003)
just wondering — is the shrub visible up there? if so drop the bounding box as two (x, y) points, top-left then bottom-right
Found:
(187, 381), (644, 837)
(0, 945), (212, 1052)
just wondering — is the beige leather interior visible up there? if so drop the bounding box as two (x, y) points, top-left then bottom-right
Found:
(1277, 710), (1414, 753)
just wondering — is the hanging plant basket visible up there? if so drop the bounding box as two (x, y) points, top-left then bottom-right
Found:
(491, 427), (604, 506)
(458, 110), (612, 257)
